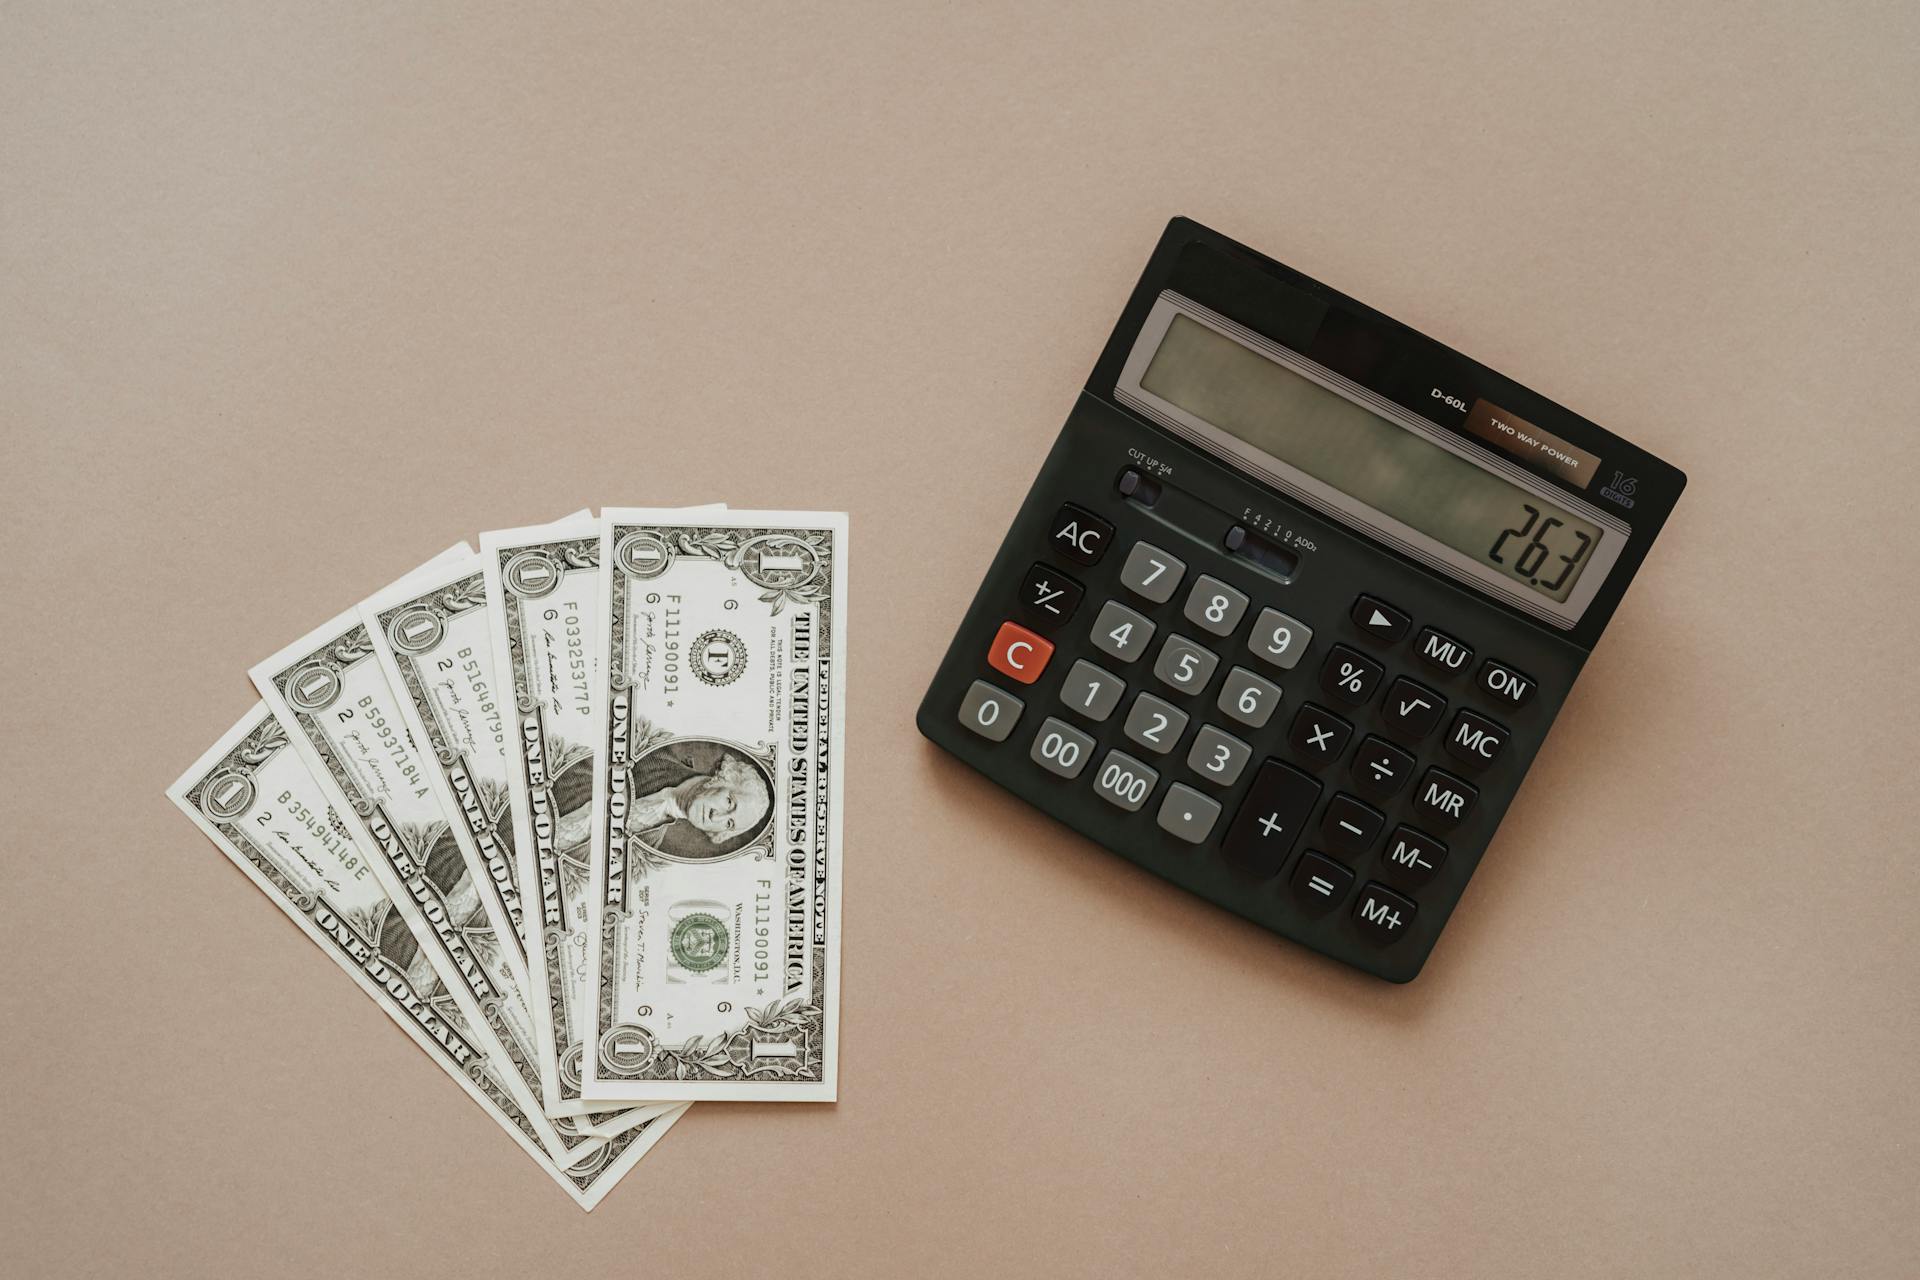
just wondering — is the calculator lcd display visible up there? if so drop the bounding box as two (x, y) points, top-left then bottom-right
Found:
(1140, 314), (1603, 603)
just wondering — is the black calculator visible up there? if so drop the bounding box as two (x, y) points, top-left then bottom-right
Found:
(916, 218), (1685, 982)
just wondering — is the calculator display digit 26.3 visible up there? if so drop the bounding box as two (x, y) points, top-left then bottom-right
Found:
(1138, 314), (1602, 604)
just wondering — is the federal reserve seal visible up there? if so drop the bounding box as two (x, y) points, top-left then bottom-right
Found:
(668, 912), (730, 974)
(690, 628), (747, 687)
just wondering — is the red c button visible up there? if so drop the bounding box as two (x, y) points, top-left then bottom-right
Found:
(987, 621), (1053, 685)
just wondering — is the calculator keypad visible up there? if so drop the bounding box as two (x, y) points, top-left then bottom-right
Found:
(1217, 667), (1282, 729)
(1122, 692), (1188, 755)
(1088, 600), (1154, 664)
(1185, 725), (1251, 787)
(932, 468), (1567, 984)
(1153, 635), (1219, 696)
(958, 680), (1022, 742)
(1118, 541), (1187, 604)
(1183, 575), (1249, 636)
(1246, 607), (1312, 669)
(1058, 659), (1125, 722)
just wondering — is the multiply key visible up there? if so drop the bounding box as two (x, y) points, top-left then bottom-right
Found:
(1220, 760), (1321, 878)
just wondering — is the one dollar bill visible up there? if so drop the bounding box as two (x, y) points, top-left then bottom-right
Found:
(583, 509), (847, 1102)
(483, 506), (725, 1118)
(167, 702), (687, 1211)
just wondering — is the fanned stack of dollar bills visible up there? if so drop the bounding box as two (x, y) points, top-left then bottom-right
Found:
(167, 508), (847, 1210)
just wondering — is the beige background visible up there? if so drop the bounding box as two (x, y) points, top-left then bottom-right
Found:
(3, 3), (1916, 1276)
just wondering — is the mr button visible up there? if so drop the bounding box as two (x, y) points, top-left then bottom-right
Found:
(1047, 503), (1114, 566)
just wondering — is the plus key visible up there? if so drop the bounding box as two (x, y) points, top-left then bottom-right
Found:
(1220, 760), (1321, 878)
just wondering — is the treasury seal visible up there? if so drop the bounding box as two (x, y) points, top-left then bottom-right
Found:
(669, 912), (730, 974)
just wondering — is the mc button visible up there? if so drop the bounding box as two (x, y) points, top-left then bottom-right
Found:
(986, 621), (1054, 685)
(1047, 503), (1114, 566)
(1444, 710), (1509, 771)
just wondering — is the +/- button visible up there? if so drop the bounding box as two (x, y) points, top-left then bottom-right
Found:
(1350, 595), (1410, 644)
(1017, 562), (1083, 631)
(1047, 503), (1114, 566)
(986, 621), (1054, 685)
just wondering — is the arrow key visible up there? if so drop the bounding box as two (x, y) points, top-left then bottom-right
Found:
(1349, 594), (1410, 644)
(1379, 676), (1446, 742)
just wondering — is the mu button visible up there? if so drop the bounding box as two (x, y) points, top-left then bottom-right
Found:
(987, 621), (1054, 685)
